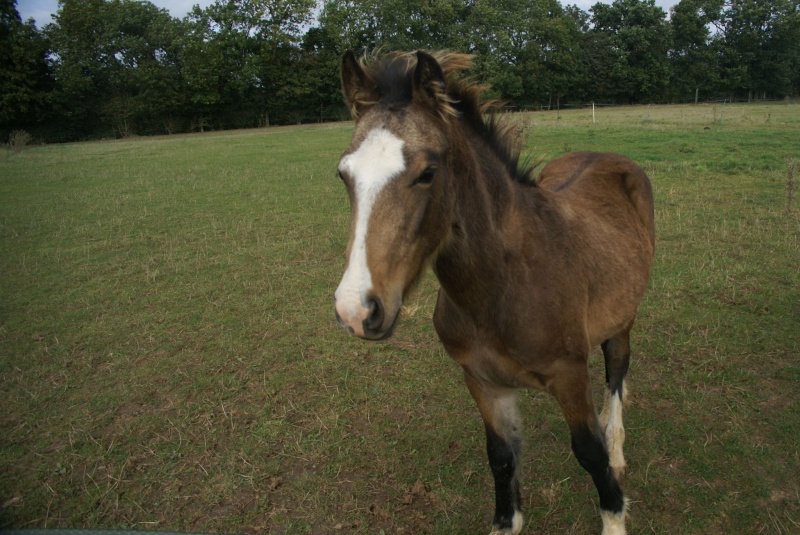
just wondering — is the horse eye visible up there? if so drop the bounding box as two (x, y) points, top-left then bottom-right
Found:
(415, 167), (436, 185)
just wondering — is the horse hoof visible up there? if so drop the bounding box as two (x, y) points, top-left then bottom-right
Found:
(489, 511), (523, 535)
(600, 500), (628, 535)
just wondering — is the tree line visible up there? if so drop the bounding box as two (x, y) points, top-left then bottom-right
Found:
(2, 0), (799, 142)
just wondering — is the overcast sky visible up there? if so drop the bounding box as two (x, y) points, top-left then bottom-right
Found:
(17, 0), (209, 26)
(17, 0), (678, 28)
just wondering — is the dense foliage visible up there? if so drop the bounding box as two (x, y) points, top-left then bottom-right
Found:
(2, 0), (799, 141)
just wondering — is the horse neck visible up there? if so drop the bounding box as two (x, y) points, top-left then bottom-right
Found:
(433, 125), (537, 299)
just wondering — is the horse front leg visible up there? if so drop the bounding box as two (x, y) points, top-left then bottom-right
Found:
(463, 371), (524, 535)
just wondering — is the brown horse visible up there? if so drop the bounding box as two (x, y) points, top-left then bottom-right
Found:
(333, 50), (654, 535)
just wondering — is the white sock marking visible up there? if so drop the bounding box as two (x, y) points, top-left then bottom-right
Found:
(489, 511), (523, 535)
(510, 510), (523, 534)
(605, 387), (626, 477)
(600, 507), (627, 535)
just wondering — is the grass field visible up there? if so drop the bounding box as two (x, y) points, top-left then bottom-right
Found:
(1, 103), (798, 534)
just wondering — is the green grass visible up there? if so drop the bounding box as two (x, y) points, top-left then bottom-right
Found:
(1, 103), (798, 533)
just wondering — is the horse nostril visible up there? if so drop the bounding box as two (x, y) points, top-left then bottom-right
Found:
(364, 296), (385, 333)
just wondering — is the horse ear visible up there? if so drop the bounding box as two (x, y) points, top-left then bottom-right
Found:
(341, 50), (378, 118)
(412, 51), (450, 114)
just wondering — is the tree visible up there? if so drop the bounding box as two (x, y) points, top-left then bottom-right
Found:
(46, 0), (112, 137)
(668, 0), (724, 102)
(104, 0), (184, 135)
(464, 0), (529, 100)
(460, 0), (584, 105)
(0, 0), (53, 137)
(376, 0), (468, 50)
(716, 0), (800, 100)
(586, 0), (671, 103)
(315, 0), (377, 55)
(316, 0), (468, 54)
(13, 0), (798, 141)
(518, 0), (584, 107)
(181, 0), (316, 129)
(46, 0), (183, 137)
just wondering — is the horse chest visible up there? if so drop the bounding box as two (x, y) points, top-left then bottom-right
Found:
(433, 289), (583, 387)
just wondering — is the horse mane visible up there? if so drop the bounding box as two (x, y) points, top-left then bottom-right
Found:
(357, 50), (537, 186)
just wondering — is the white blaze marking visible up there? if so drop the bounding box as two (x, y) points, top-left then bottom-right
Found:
(335, 128), (406, 326)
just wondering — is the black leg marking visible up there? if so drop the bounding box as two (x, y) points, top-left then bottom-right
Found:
(571, 425), (625, 513)
(486, 425), (521, 530)
(602, 335), (631, 399)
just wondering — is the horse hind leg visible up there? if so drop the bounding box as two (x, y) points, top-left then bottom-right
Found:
(600, 327), (632, 480)
(550, 364), (627, 535)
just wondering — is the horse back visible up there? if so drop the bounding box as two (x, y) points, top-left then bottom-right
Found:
(537, 151), (655, 249)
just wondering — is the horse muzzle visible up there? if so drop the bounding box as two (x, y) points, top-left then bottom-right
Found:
(334, 293), (399, 341)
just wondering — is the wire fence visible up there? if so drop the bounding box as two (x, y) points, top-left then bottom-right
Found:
(503, 96), (798, 113)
